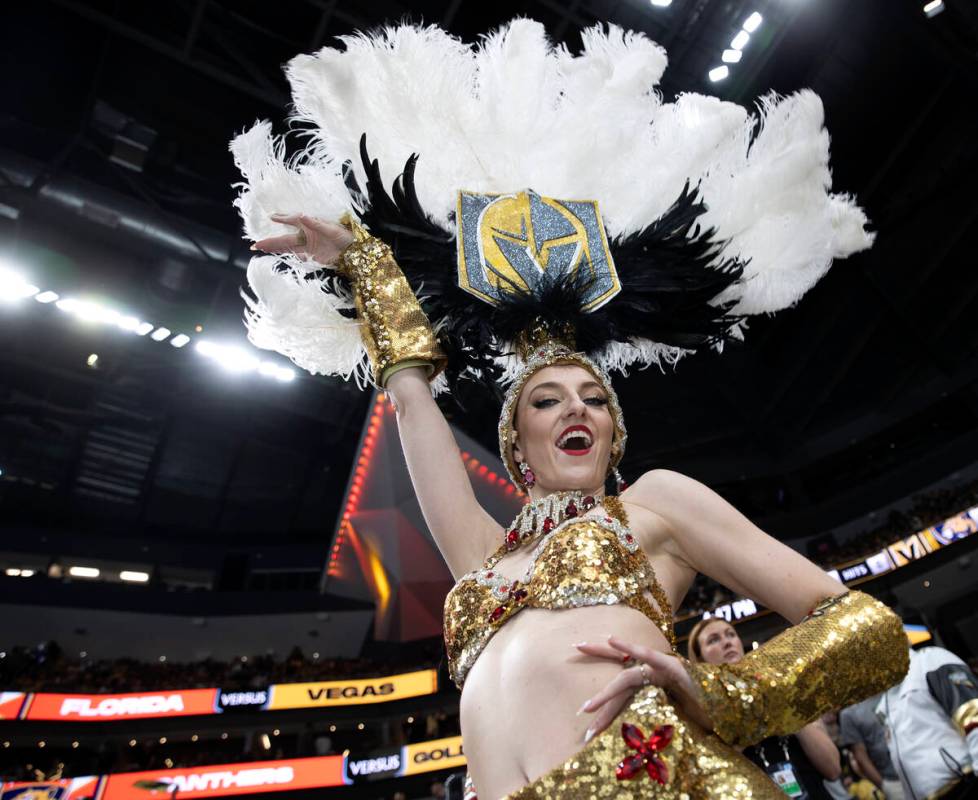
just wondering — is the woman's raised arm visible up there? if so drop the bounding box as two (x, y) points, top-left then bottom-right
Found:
(253, 214), (501, 579)
(386, 369), (503, 578)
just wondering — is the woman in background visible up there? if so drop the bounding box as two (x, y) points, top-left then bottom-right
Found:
(689, 617), (841, 798)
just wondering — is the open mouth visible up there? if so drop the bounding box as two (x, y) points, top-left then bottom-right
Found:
(555, 425), (593, 456)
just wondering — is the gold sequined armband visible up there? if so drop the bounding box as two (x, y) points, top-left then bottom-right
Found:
(685, 591), (908, 748)
(336, 215), (446, 387)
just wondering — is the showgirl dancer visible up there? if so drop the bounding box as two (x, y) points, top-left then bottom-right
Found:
(235, 21), (909, 798)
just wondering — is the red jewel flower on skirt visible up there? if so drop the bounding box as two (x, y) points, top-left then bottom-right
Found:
(614, 723), (673, 784)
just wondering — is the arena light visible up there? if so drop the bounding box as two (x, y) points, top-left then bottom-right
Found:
(650, 0), (672, 6)
(34, 291), (59, 304)
(722, 49), (743, 64)
(730, 31), (750, 50)
(68, 566), (100, 578)
(709, 65), (730, 82)
(120, 570), (150, 583)
(259, 361), (296, 382)
(923, 0), (944, 16)
(170, 334), (190, 348)
(742, 12), (763, 32)
(150, 326), (171, 341)
(5, 568), (20, 577)
(0, 270), (39, 302)
(195, 339), (261, 374)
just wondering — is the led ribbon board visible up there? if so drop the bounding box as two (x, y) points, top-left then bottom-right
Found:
(11, 670), (439, 722)
(695, 504), (978, 624)
(266, 669), (438, 710)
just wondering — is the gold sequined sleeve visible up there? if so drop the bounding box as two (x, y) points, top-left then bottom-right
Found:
(685, 591), (909, 749)
(336, 215), (446, 387)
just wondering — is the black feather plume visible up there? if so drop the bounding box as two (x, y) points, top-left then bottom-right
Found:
(342, 136), (746, 392)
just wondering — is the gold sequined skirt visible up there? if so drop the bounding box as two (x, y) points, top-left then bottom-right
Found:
(505, 685), (782, 799)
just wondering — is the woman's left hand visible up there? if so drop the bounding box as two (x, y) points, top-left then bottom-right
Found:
(575, 636), (710, 742)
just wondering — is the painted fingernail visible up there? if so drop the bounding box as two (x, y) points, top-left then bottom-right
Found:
(249, 244), (258, 251)
(583, 728), (594, 743)
(572, 642), (587, 648)
(577, 700), (591, 715)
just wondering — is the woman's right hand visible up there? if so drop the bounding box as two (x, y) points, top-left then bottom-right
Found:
(251, 213), (354, 265)
(575, 636), (713, 740)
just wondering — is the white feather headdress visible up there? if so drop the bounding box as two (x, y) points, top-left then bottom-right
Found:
(232, 19), (873, 389)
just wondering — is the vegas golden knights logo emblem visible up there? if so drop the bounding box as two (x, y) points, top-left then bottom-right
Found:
(456, 189), (620, 311)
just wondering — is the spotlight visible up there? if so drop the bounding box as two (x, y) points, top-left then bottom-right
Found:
(709, 66), (730, 82)
(68, 566), (100, 579)
(722, 49), (743, 64)
(120, 570), (150, 583)
(34, 291), (59, 304)
(923, 0), (944, 16)
(0, 268), (39, 302)
(5, 569), (20, 577)
(650, 0), (672, 5)
(136, 322), (154, 336)
(170, 334), (190, 348)
(742, 12), (763, 32)
(150, 327), (171, 342)
(86, 354), (99, 368)
(730, 31), (750, 51)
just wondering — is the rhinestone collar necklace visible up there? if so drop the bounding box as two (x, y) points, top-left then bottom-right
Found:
(499, 490), (601, 555)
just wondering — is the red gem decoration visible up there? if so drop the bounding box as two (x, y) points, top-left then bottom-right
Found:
(542, 517), (556, 534)
(486, 572), (494, 578)
(506, 529), (519, 549)
(489, 605), (507, 623)
(614, 723), (673, 785)
(565, 501), (578, 517)
(625, 533), (634, 542)
(512, 588), (528, 602)
(583, 495), (595, 509)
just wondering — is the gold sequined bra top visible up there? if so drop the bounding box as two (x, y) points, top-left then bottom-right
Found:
(443, 506), (676, 688)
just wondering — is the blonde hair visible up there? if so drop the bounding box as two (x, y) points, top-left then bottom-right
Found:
(686, 617), (734, 663)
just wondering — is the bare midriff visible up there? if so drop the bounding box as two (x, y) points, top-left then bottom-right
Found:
(459, 601), (675, 799)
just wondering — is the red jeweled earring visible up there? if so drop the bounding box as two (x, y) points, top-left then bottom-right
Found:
(517, 460), (536, 488)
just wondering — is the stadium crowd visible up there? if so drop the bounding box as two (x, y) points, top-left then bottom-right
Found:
(677, 474), (978, 617)
(0, 642), (443, 694)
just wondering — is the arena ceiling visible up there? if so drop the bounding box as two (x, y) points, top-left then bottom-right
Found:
(2, 0), (978, 564)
